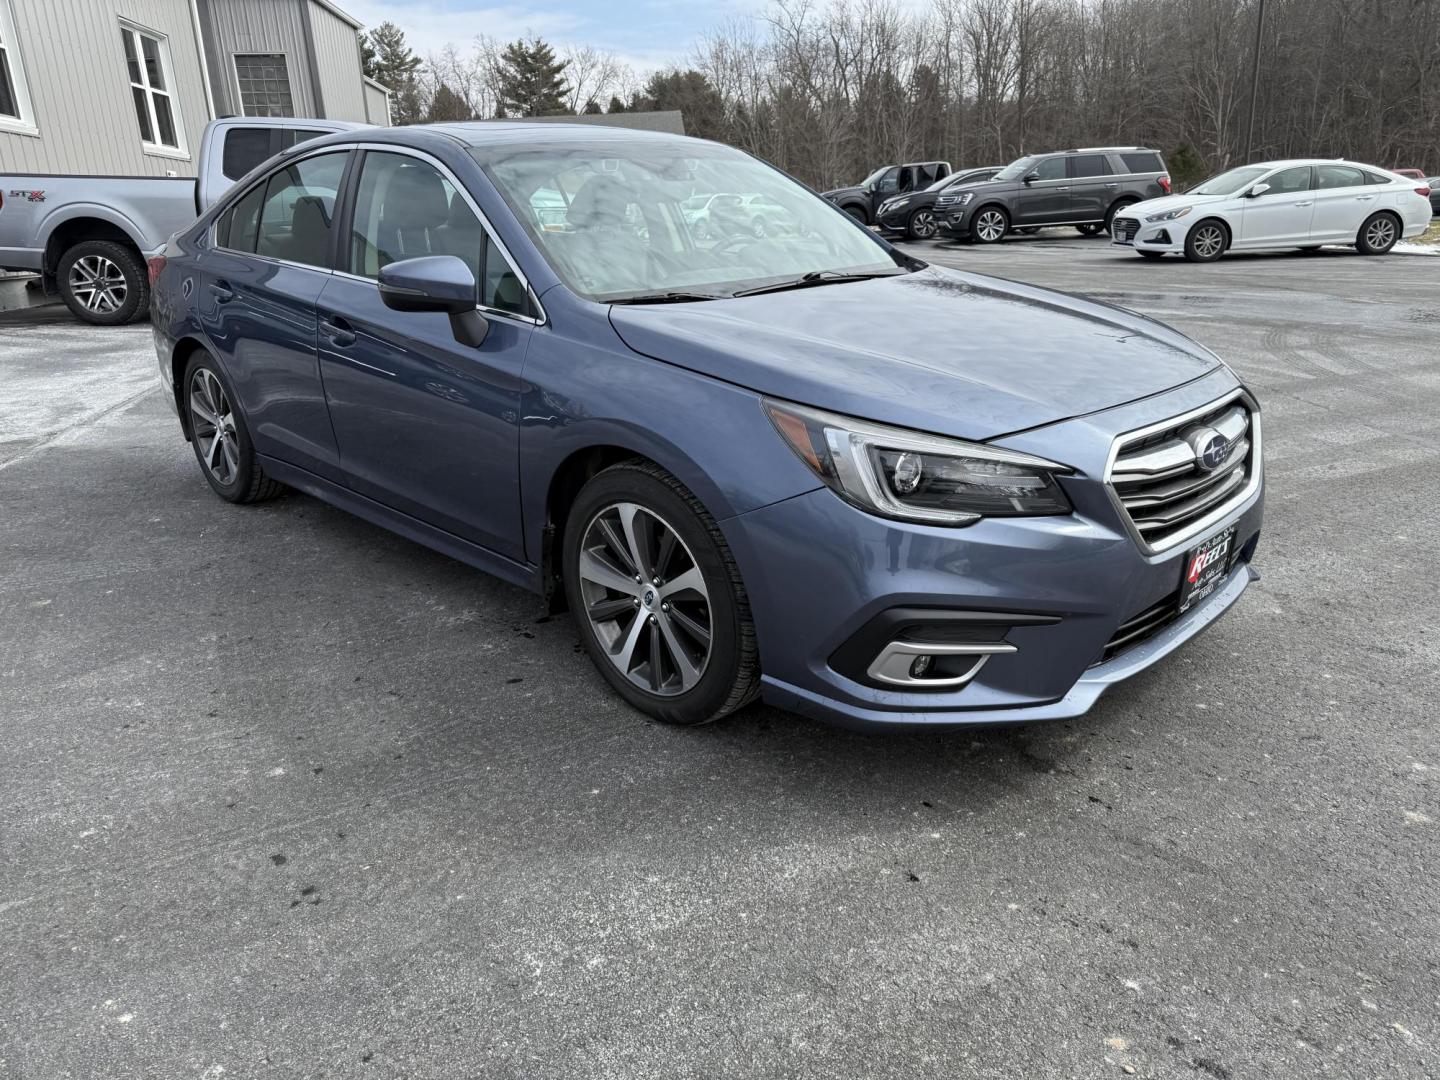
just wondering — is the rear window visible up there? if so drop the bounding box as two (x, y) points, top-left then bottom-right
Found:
(1119, 152), (1163, 174)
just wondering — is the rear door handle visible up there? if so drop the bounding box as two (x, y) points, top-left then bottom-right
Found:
(209, 281), (235, 303)
(320, 315), (356, 348)
(1355, 194), (1376, 201)
(1294, 201), (1313, 207)
(1105, 182), (1119, 188)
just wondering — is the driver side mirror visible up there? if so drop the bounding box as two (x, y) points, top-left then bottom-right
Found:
(1247, 182), (1272, 198)
(1023, 172), (1040, 184)
(378, 256), (489, 347)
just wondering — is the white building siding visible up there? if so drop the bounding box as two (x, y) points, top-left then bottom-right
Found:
(0, 0), (210, 175)
(202, 0), (316, 117)
(305, 0), (364, 121)
(362, 78), (388, 126)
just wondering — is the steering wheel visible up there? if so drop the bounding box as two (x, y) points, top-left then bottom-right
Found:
(712, 233), (763, 256)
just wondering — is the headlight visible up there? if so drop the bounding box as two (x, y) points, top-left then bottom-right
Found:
(1145, 206), (1192, 223)
(764, 400), (1073, 525)
(936, 192), (974, 207)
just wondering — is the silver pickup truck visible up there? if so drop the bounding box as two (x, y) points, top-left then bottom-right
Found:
(0, 115), (365, 325)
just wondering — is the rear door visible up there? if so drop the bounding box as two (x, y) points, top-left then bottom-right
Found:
(1237, 166), (1316, 246)
(1067, 153), (1114, 222)
(1013, 155), (1069, 224)
(1310, 164), (1381, 241)
(200, 148), (352, 480)
(315, 147), (535, 560)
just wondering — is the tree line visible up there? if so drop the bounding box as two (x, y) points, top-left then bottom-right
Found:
(362, 0), (1440, 192)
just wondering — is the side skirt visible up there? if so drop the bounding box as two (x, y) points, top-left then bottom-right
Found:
(257, 454), (543, 595)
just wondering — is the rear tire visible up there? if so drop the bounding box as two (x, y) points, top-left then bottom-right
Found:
(1103, 201), (1136, 236)
(182, 351), (286, 504)
(1076, 223), (1105, 236)
(56, 240), (149, 325)
(971, 206), (1009, 244)
(1184, 220), (1228, 263)
(563, 461), (760, 726)
(1356, 212), (1400, 255)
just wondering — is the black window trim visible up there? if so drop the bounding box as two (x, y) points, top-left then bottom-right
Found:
(1260, 164), (1315, 195)
(329, 142), (545, 326)
(210, 144), (356, 272)
(1067, 153), (1112, 179)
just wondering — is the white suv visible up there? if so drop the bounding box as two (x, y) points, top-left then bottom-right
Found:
(1111, 158), (1433, 262)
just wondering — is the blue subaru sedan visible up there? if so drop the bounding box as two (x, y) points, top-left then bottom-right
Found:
(150, 123), (1263, 729)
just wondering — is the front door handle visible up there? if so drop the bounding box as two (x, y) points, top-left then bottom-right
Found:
(320, 315), (356, 348)
(209, 281), (235, 303)
(1293, 201), (1313, 207)
(1055, 185), (1071, 192)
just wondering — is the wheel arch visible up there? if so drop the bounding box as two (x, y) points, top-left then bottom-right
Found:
(41, 211), (146, 277)
(169, 336), (211, 441)
(1191, 215), (1233, 247)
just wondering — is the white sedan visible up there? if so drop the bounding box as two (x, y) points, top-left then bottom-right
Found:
(1111, 158), (1433, 262)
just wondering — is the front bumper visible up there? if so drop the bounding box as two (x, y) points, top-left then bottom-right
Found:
(1111, 216), (1186, 253)
(721, 372), (1264, 730)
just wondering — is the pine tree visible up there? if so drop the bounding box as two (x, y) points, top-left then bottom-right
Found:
(606, 96), (627, 114)
(360, 22), (423, 124)
(497, 38), (571, 117)
(425, 83), (474, 123)
(583, 98), (603, 115)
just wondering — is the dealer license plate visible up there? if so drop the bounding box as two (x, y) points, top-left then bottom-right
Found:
(1178, 526), (1235, 614)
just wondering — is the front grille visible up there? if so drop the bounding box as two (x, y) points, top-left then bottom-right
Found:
(1113, 217), (1140, 242)
(1098, 592), (1179, 664)
(1108, 394), (1259, 552)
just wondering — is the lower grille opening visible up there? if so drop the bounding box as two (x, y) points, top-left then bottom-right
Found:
(1098, 593), (1180, 664)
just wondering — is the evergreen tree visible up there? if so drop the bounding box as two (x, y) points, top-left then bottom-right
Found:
(583, 98), (603, 115)
(497, 38), (571, 117)
(606, 96), (627, 114)
(425, 83), (474, 123)
(635, 69), (730, 141)
(360, 22), (423, 124)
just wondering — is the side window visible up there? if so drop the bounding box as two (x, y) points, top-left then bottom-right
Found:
(1069, 154), (1111, 179)
(1264, 167), (1312, 195)
(221, 127), (273, 181)
(253, 151), (348, 268)
(348, 150), (531, 317)
(875, 167), (900, 194)
(349, 151), (481, 282)
(1120, 152), (1162, 173)
(218, 182), (265, 251)
(1032, 157), (1066, 181)
(1315, 165), (1365, 190)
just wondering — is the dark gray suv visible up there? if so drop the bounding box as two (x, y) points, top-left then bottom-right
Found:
(939, 148), (1171, 243)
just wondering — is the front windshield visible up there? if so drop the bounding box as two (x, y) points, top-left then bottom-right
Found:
(992, 156), (1038, 181)
(1191, 166), (1269, 196)
(480, 141), (905, 302)
(858, 166), (888, 190)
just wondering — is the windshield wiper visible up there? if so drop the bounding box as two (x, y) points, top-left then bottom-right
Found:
(607, 290), (725, 305)
(729, 269), (908, 298)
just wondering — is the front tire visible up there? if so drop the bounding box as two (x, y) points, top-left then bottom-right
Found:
(906, 208), (939, 240)
(563, 461), (760, 726)
(844, 205), (869, 225)
(1356, 212), (1400, 255)
(1184, 220), (1228, 262)
(183, 351), (286, 504)
(56, 240), (149, 325)
(971, 206), (1009, 244)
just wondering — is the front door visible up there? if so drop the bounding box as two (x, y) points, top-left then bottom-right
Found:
(1013, 155), (1070, 224)
(199, 149), (352, 481)
(1237, 166), (1316, 246)
(316, 149), (534, 561)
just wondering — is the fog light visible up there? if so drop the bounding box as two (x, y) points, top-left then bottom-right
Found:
(909, 654), (933, 678)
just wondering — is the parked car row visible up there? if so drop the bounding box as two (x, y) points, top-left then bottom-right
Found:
(846, 145), (1434, 262)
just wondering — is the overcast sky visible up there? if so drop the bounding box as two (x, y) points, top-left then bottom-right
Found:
(340, 0), (765, 73)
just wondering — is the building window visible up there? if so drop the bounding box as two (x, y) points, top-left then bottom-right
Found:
(235, 54), (294, 117)
(121, 23), (184, 153)
(0, 0), (36, 133)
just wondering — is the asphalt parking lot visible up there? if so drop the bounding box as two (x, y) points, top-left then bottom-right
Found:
(3, 239), (1438, 1080)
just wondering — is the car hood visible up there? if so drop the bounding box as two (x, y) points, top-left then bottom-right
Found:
(608, 266), (1222, 441)
(823, 185), (865, 200)
(1126, 192), (1229, 217)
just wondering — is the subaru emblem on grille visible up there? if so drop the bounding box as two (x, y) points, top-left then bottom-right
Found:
(1186, 427), (1231, 471)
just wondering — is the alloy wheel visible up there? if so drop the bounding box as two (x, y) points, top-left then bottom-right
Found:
(1365, 217), (1396, 250)
(974, 210), (1006, 242)
(911, 210), (937, 238)
(577, 501), (712, 696)
(1192, 225), (1225, 259)
(189, 368), (240, 486)
(67, 255), (127, 313)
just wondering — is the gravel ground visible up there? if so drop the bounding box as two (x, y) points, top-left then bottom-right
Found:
(2, 237), (1437, 1079)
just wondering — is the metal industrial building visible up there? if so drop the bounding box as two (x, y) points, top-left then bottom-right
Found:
(0, 0), (388, 177)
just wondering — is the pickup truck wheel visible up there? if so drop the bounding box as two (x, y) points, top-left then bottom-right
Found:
(843, 205), (868, 225)
(57, 240), (149, 326)
(183, 351), (286, 504)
